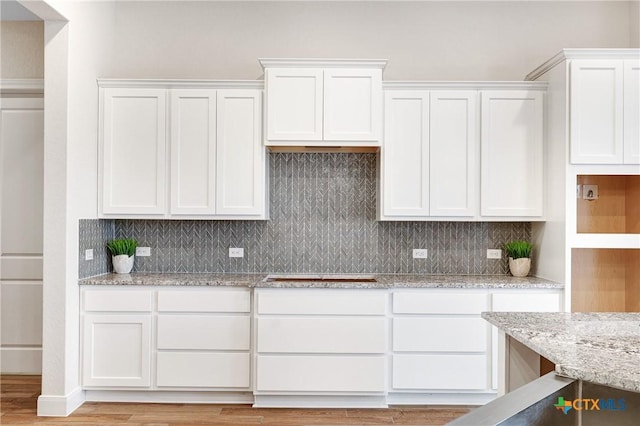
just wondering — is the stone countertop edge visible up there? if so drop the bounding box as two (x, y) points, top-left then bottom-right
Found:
(78, 273), (563, 289)
(482, 312), (640, 393)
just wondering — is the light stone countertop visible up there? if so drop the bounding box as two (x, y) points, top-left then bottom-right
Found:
(79, 272), (562, 289)
(483, 312), (640, 393)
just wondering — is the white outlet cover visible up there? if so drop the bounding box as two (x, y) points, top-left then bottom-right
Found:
(487, 249), (502, 259)
(229, 248), (244, 258)
(583, 184), (599, 200)
(136, 247), (151, 257)
(413, 249), (428, 259)
(85, 249), (94, 261)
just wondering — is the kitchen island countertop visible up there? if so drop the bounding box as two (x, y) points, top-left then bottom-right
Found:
(483, 312), (640, 393)
(79, 272), (562, 289)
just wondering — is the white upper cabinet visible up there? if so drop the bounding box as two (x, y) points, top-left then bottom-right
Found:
(99, 82), (267, 219)
(429, 91), (478, 217)
(216, 90), (265, 216)
(381, 91), (430, 218)
(570, 60), (624, 164)
(624, 60), (640, 164)
(480, 90), (544, 217)
(262, 59), (385, 146)
(101, 88), (167, 215)
(170, 90), (217, 215)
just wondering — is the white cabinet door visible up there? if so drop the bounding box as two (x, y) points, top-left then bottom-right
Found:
(170, 90), (216, 215)
(624, 60), (640, 164)
(570, 60), (624, 164)
(82, 314), (151, 387)
(481, 91), (543, 217)
(323, 68), (382, 142)
(382, 91), (430, 217)
(101, 88), (166, 215)
(265, 68), (323, 141)
(216, 90), (265, 216)
(430, 91), (477, 217)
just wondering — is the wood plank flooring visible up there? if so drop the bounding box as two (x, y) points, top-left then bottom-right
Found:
(1, 376), (472, 425)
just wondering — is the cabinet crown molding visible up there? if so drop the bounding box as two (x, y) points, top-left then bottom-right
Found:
(259, 58), (388, 70)
(526, 48), (640, 81)
(97, 79), (264, 90)
(383, 81), (547, 91)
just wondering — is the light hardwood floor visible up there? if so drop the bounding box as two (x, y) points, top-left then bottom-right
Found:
(1, 376), (472, 425)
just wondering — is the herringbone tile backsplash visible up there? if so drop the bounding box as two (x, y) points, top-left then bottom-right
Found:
(79, 153), (530, 277)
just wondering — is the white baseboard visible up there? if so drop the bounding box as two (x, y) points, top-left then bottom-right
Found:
(253, 394), (388, 408)
(0, 347), (42, 374)
(387, 392), (496, 406)
(37, 386), (86, 417)
(85, 390), (254, 404)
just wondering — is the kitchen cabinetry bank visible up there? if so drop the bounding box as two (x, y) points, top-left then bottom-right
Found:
(79, 274), (562, 407)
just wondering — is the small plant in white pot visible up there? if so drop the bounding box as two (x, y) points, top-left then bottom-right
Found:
(107, 238), (137, 274)
(504, 240), (532, 277)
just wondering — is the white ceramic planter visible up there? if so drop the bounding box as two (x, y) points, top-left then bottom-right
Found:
(112, 254), (134, 274)
(509, 257), (531, 277)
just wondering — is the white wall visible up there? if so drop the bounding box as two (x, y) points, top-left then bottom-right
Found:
(110, 1), (634, 81)
(0, 21), (44, 78)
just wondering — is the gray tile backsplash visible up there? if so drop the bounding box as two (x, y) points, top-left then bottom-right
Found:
(78, 219), (114, 278)
(79, 153), (530, 276)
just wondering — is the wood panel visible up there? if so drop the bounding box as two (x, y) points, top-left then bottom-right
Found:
(577, 175), (627, 233)
(626, 175), (640, 233)
(626, 250), (640, 312)
(571, 249), (627, 312)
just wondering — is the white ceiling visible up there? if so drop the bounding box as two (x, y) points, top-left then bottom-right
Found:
(1, 0), (41, 21)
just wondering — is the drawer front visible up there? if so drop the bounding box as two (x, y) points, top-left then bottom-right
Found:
(257, 317), (387, 354)
(256, 290), (387, 315)
(393, 354), (488, 390)
(157, 315), (250, 350)
(256, 355), (385, 392)
(83, 289), (153, 312)
(492, 293), (561, 312)
(157, 352), (250, 388)
(393, 317), (487, 352)
(393, 291), (487, 314)
(157, 289), (250, 313)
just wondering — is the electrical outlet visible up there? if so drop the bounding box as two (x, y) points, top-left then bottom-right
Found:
(229, 247), (244, 258)
(487, 249), (502, 259)
(136, 247), (151, 257)
(413, 249), (428, 259)
(583, 184), (599, 200)
(85, 249), (94, 261)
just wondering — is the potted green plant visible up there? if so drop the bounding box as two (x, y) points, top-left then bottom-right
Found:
(106, 238), (137, 274)
(504, 240), (532, 277)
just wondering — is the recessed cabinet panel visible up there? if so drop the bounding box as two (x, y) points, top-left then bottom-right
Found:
(216, 90), (264, 215)
(101, 88), (166, 215)
(570, 60), (624, 164)
(170, 90), (216, 215)
(382, 91), (430, 217)
(324, 69), (381, 141)
(266, 68), (323, 141)
(481, 91), (543, 217)
(430, 91), (477, 217)
(624, 60), (640, 164)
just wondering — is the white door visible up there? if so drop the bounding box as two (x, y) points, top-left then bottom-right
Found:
(216, 90), (265, 216)
(429, 91), (478, 217)
(480, 91), (543, 217)
(570, 60), (624, 164)
(624, 60), (640, 164)
(82, 314), (151, 387)
(100, 88), (167, 215)
(0, 96), (44, 373)
(323, 68), (382, 142)
(170, 90), (216, 215)
(265, 68), (323, 142)
(382, 91), (430, 218)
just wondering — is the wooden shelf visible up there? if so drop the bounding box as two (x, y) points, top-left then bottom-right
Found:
(577, 175), (640, 234)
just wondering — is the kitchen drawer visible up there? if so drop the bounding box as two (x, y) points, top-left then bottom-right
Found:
(393, 354), (488, 390)
(491, 293), (561, 312)
(393, 317), (487, 352)
(257, 317), (387, 354)
(83, 289), (153, 312)
(256, 355), (386, 392)
(157, 315), (250, 350)
(157, 289), (251, 313)
(256, 290), (386, 315)
(393, 291), (487, 314)
(156, 352), (250, 388)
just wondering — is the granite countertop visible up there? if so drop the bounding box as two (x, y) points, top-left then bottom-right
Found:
(483, 312), (640, 393)
(79, 272), (562, 289)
